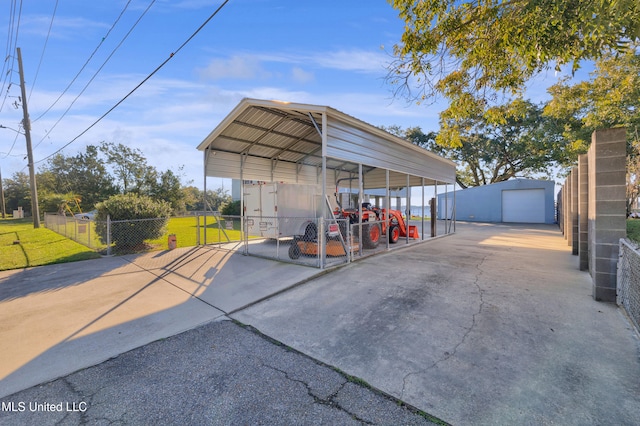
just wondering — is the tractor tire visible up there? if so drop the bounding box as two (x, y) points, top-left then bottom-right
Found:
(361, 222), (381, 249)
(289, 239), (301, 259)
(388, 224), (400, 244)
(303, 222), (317, 242)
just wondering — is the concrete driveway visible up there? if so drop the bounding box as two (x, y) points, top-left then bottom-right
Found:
(232, 222), (640, 425)
(0, 245), (322, 399)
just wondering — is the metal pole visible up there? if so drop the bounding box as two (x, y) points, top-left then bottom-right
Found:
(386, 169), (390, 250)
(0, 165), (6, 218)
(406, 174), (410, 243)
(106, 214), (111, 256)
(421, 177), (425, 241)
(203, 150), (208, 245)
(17, 47), (40, 228)
(320, 112), (328, 268)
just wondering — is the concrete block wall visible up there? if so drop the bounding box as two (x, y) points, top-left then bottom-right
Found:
(587, 128), (627, 302)
(578, 154), (589, 271)
(557, 188), (564, 234)
(558, 128), (626, 302)
(571, 167), (579, 255)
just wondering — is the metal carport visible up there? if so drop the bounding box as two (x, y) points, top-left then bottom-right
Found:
(197, 98), (456, 267)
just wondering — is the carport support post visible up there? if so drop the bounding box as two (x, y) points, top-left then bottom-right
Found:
(406, 174), (410, 243)
(203, 149), (208, 245)
(320, 112), (328, 268)
(386, 169), (390, 250)
(358, 163), (363, 256)
(421, 178), (425, 240)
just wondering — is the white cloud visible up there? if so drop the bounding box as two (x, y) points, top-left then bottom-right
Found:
(197, 56), (271, 80)
(310, 49), (390, 73)
(291, 67), (314, 84)
(21, 15), (109, 39)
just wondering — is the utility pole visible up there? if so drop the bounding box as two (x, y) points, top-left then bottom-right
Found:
(17, 47), (40, 228)
(0, 165), (5, 218)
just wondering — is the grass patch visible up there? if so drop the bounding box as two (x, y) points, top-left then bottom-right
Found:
(146, 216), (243, 250)
(0, 218), (101, 270)
(627, 219), (640, 243)
(0, 216), (246, 270)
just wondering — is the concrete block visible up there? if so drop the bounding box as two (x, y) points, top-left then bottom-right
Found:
(593, 157), (628, 173)
(594, 242), (620, 260)
(593, 270), (617, 289)
(592, 127), (627, 145)
(593, 285), (617, 302)
(595, 257), (619, 275)
(593, 200), (627, 215)
(590, 171), (627, 186)
(595, 186), (627, 201)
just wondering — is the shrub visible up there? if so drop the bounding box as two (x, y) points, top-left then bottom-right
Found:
(220, 200), (241, 216)
(95, 193), (171, 250)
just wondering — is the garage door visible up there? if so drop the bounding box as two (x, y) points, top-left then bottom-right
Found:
(502, 189), (545, 223)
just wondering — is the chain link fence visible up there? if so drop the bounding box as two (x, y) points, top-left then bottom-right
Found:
(243, 216), (351, 268)
(44, 212), (244, 255)
(618, 238), (640, 333)
(44, 213), (106, 251)
(44, 211), (425, 266)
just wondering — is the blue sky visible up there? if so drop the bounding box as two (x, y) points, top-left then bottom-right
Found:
(0, 0), (581, 190)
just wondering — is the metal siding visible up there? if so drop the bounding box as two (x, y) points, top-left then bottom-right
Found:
(326, 117), (455, 183)
(205, 151), (318, 184)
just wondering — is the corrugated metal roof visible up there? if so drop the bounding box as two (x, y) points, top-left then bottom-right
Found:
(198, 98), (456, 183)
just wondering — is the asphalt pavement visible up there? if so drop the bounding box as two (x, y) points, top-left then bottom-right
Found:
(0, 319), (436, 425)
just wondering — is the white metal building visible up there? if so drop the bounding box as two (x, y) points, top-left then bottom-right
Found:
(438, 179), (556, 224)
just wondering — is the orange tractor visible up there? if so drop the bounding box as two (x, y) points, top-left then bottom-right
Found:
(288, 180), (419, 259)
(333, 202), (418, 249)
(332, 177), (418, 249)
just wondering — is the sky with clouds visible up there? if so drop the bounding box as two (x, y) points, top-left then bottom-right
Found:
(1, 0), (582, 191)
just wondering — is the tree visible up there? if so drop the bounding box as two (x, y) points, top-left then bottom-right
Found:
(148, 169), (185, 213)
(3, 172), (31, 214)
(207, 188), (231, 211)
(387, 99), (573, 187)
(544, 46), (640, 212)
(388, 0), (640, 125)
(544, 47), (640, 145)
(39, 145), (118, 211)
(99, 142), (151, 193)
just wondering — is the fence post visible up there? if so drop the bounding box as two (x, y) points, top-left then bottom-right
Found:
(196, 214), (200, 246)
(106, 214), (111, 256)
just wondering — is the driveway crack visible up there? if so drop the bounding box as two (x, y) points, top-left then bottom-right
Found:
(261, 363), (374, 424)
(400, 254), (488, 400)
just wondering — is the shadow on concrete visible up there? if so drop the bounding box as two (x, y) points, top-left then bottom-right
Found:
(0, 244), (321, 398)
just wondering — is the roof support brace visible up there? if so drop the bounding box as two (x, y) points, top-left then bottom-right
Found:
(308, 112), (322, 137)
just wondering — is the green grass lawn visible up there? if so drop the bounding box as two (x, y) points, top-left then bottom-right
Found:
(627, 219), (640, 243)
(0, 216), (245, 270)
(146, 215), (243, 250)
(0, 218), (101, 270)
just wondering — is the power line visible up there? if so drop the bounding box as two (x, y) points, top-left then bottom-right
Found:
(0, 0), (21, 113)
(34, 0), (230, 166)
(33, 0), (156, 149)
(0, 122), (24, 159)
(32, 0), (133, 123)
(27, 0), (59, 102)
